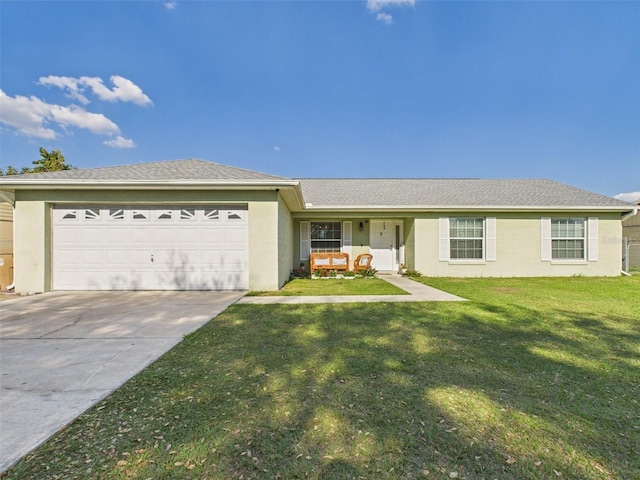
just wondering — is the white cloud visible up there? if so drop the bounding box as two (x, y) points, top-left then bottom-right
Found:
(273, 146), (281, 151)
(37, 75), (90, 104)
(0, 89), (58, 139)
(38, 75), (152, 107)
(367, 0), (415, 12)
(0, 88), (120, 140)
(614, 192), (640, 203)
(376, 12), (393, 24)
(164, 1), (177, 10)
(104, 136), (136, 149)
(50, 104), (120, 135)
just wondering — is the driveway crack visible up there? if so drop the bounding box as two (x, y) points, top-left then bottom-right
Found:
(40, 311), (86, 339)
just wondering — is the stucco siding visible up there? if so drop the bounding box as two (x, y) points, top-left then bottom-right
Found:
(277, 195), (294, 288)
(404, 218), (415, 270)
(13, 189), (283, 293)
(414, 212), (622, 277)
(248, 199), (280, 291)
(14, 199), (50, 293)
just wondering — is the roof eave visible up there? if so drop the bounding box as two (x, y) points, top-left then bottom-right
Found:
(0, 179), (300, 189)
(301, 204), (635, 213)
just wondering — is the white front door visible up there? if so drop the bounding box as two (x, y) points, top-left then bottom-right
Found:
(370, 220), (403, 271)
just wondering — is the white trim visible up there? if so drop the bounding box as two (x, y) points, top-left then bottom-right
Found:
(342, 221), (352, 257)
(439, 217), (450, 261)
(485, 217), (497, 262)
(588, 217), (598, 261)
(300, 221), (310, 261)
(541, 217), (551, 261)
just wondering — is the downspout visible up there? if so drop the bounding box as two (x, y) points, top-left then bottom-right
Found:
(5, 204), (15, 290)
(621, 208), (638, 276)
(622, 208), (638, 222)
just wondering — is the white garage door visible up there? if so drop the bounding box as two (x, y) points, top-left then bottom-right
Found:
(52, 205), (248, 290)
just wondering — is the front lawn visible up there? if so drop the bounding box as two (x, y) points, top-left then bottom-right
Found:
(5, 277), (639, 479)
(248, 277), (408, 296)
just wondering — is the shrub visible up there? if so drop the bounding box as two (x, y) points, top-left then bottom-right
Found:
(359, 267), (377, 278)
(402, 269), (422, 278)
(290, 266), (309, 280)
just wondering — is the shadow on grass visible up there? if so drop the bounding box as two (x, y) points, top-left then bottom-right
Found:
(6, 285), (640, 480)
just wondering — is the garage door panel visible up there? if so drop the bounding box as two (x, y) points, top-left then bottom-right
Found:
(224, 227), (248, 244)
(56, 249), (83, 266)
(53, 205), (248, 290)
(201, 249), (224, 266)
(55, 227), (82, 243)
(105, 249), (129, 266)
(153, 249), (179, 266)
(81, 249), (105, 267)
(81, 228), (106, 243)
(222, 257), (248, 274)
(177, 227), (202, 243)
(154, 228), (177, 243)
(106, 228), (129, 242)
(130, 229), (154, 244)
(201, 227), (225, 242)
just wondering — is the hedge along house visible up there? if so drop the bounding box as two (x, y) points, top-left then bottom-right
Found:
(0, 159), (636, 294)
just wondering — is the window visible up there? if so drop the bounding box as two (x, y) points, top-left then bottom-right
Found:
(156, 210), (173, 220)
(551, 218), (585, 259)
(311, 222), (342, 253)
(449, 218), (484, 259)
(84, 208), (100, 220)
(109, 208), (124, 220)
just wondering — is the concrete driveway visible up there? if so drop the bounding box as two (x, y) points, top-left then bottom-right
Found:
(0, 290), (244, 473)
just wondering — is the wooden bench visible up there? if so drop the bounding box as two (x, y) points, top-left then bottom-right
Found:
(310, 252), (350, 274)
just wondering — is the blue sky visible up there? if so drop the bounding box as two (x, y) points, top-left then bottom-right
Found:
(1, 0), (639, 201)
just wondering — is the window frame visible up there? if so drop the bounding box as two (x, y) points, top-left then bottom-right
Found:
(449, 217), (485, 260)
(310, 221), (342, 253)
(551, 217), (586, 260)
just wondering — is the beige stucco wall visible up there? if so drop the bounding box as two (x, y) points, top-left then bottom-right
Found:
(14, 199), (51, 293)
(404, 218), (415, 270)
(413, 212), (622, 277)
(277, 195), (294, 287)
(292, 212), (622, 277)
(13, 189), (284, 293)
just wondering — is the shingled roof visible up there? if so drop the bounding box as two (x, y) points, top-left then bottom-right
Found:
(298, 178), (633, 210)
(1, 159), (290, 182)
(1, 159), (634, 211)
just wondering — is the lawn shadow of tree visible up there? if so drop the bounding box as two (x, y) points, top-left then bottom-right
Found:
(6, 286), (639, 480)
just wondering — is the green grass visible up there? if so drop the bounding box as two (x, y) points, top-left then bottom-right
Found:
(5, 276), (640, 480)
(248, 277), (409, 296)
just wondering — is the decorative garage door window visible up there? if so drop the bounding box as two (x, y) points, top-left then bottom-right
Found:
(55, 207), (248, 223)
(109, 208), (125, 220)
(205, 209), (220, 220)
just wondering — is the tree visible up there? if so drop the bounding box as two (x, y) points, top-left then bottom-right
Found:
(1, 148), (75, 175)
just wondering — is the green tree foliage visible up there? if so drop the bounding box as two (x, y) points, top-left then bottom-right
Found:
(1, 147), (75, 176)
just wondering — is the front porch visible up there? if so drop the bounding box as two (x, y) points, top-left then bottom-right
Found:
(294, 217), (411, 273)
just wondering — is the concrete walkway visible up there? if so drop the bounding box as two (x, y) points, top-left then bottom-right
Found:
(237, 273), (466, 304)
